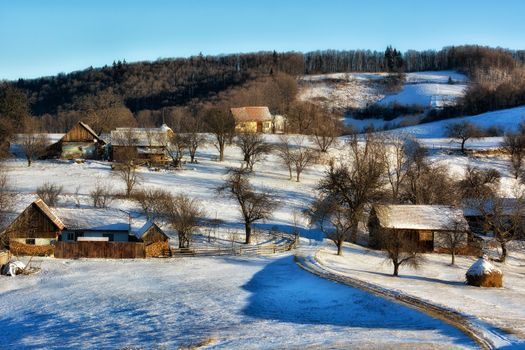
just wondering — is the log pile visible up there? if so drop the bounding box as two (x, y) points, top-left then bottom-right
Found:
(9, 241), (55, 257)
(145, 241), (170, 257)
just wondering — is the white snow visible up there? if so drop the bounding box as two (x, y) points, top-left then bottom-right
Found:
(0, 255), (474, 349)
(466, 257), (502, 277)
(394, 105), (525, 138)
(316, 243), (525, 345)
(379, 71), (467, 108)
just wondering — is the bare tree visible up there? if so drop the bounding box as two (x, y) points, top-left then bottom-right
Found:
(19, 132), (49, 167)
(276, 135), (294, 180)
(183, 117), (207, 163)
(317, 133), (385, 243)
(290, 136), (317, 182)
(0, 166), (12, 248)
(501, 131), (525, 179)
(310, 115), (341, 153)
(166, 133), (187, 168)
(205, 108), (235, 162)
(113, 160), (141, 198)
(445, 121), (483, 154)
(36, 182), (63, 207)
(164, 193), (203, 249)
(308, 196), (352, 255)
(457, 165), (500, 200)
(133, 187), (172, 219)
(381, 230), (423, 276)
(235, 133), (273, 171)
(90, 180), (113, 208)
(218, 167), (280, 244)
(382, 133), (412, 202)
(440, 219), (468, 265)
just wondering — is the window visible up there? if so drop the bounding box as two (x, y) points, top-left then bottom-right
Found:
(67, 233), (75, 241)
(102, 233), (114, 242)
(25, 238), (35, 245)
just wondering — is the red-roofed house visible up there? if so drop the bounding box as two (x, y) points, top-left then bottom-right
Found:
(230, 106), (284, 134)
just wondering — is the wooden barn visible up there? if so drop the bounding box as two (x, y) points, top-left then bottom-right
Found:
(110, 124), (173, 164)
(231, 106), (274, 133)
(368, 204), (469, 252)
(1, 199), (169, 258)
(47, 121), (106, 159)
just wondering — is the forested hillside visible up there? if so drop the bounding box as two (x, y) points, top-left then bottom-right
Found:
(2, 45), (525, 133)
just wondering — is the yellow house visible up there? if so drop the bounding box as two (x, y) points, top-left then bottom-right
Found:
(230, 106), (274, 133)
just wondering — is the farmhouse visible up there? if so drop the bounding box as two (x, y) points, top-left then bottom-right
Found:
(231, 106), (285, 133)
(1, 199), (169, 258)
(47, 121), (106, 159)
(110, 124), (174, 164)
(368, 204), (469, 252)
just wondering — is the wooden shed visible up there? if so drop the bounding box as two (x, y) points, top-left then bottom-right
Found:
(368, 204), (469, 252)
(47, 121), (106, 159)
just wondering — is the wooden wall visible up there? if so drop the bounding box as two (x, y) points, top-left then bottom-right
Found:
(54, 241), (145, 259)
(62, 123), (98, 142)
(5, 204), (61, 239)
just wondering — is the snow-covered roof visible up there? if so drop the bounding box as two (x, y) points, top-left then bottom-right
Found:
(466, 257), (501, 276)
(373, 204), (469, 231)
(52, 207), (130, 231)
(110, 124), (173, 146)
(230, 107), (272, 122)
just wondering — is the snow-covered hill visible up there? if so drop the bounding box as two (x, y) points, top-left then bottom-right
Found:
(395, 105), (525, 138)
(378, 71), (467, 108)
(298, 70), (468, 113)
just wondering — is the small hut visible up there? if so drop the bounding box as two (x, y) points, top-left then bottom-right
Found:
(134, 220), (170, 257)
(466, 256), (503, 287)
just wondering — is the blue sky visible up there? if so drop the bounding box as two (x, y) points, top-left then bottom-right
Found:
(1, 0), (524, 80)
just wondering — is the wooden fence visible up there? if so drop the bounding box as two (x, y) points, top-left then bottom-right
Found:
(54, 241), (145, 259)
(170, 233), (299, 258)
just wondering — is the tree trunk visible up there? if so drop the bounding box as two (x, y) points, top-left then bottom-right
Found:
(219, 144), (225, 162)
(296, 171), (301, 182)
(26, 156), (31, 167)
(461, 139), (466, 154)
(288, 166), (292, 180)
(245, 222), (252, 244)
(500, 241), (508, 263)
(336, 241), (343, 255)
(451, 249), (455, 265)
(393, 262), (399, 276)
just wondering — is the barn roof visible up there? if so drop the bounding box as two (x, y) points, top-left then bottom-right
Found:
(463, 198), (525, 216)
(132, 220), (168, 240)
(373, 204), (469, 231)
(60, 121), (104, 143)
(230, 107), (272, 122)
(52, 207), (130, 231)
(33, 199), (65, 230)
(110, 124), (173, 146)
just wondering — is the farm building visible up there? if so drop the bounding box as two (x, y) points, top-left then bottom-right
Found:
(463, 198), (525, 235)
(368, 204), (469, 252)
(110, 124), (173, 164)
(231, 106), (285, 133)
(46, 121), (106, 159)
(0, 199), (169, 258)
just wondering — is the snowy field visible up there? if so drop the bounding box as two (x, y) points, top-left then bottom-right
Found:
(0, 255), (476, 349)
(2, 130), (525, 348)
(316, 243), (525, 348)
(378, 71), (467, 108)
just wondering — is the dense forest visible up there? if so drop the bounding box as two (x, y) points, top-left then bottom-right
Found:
(2, 45), (525, 133)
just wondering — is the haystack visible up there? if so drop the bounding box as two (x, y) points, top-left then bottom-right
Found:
(466, 256), (503, 287)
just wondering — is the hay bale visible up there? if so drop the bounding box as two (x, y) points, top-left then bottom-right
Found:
(466, 256), (503, 287)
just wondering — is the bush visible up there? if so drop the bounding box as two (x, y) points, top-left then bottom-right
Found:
(36, 182), (63, 207)
(90, 182), (113, 208)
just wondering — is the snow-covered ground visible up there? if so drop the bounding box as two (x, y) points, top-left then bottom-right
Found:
(2, 133), (525, 348)
(378, 71), (467, 108)
(395, 105), (525, 138)
(316, 244), (525, 347)
(0, 255), (475, 349)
